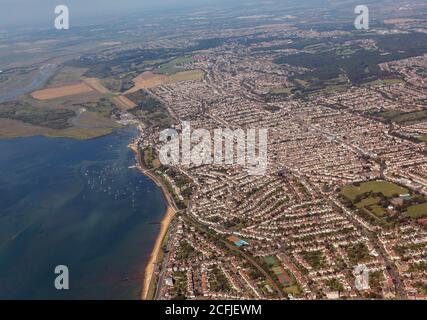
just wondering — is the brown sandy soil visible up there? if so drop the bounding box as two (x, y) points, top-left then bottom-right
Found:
(383, 18), (423, 24)
(125, 70), (205, 94)
(113, 95), (137, 110)
(141, 206), (176, 300)
(31, 83), (93, 100)
(81, 77), (110, 94)
(125, 71), (169, 94)
(82, 77), (136, 110)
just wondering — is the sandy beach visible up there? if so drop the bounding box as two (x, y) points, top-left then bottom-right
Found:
(129, 141), (178, 300)
(141, 205), (175, 300)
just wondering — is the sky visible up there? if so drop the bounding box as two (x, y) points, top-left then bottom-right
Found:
(0, 0), (221, 29)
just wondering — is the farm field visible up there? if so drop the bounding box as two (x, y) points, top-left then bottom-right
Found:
(31, 82), (93, 100)
(81, 77), (111, 94)
(126, 71), (169, 93)
(82, 77), (136, 110)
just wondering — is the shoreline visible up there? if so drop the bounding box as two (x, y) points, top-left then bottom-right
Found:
(129, 141), (177, 300)
(142, 205), (175, 300)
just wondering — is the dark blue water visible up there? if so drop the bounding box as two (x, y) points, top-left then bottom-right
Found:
(0, 127), (166, 299)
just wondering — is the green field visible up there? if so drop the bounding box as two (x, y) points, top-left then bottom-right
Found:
(355, 197), (387, 218)
(375, 109), (427, 125)
(270, 87), (292, 95)
(340, 180), (408, 201)
(363, 78), (403, 87)
(355, 196), (381, 208)
(154, 56), (194, 75)
(406, 202), (427, 219)
(263, 255), (280, 267)
(370, 205), (387, 217)
(336, 48), (358, 56)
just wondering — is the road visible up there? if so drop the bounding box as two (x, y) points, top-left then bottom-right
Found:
(181, 213), (285, 299)
(293, 115), (407, 298)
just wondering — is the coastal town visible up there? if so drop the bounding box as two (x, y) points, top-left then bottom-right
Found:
(121, 16), (427, 300)
(0, 0), (426, 301)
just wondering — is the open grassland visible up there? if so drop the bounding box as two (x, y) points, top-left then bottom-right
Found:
(31, 83), (93, 100)
(375, 109), (427, 125)
(363, 78), (404, 87)
(340, 180), (408, 201)
(370, 205), (387, 217)
(169, 70), (205, 82)
(355, 196), (382, 208)
(355, 197), (387, 217)
(406, 202), (427, 219)
(154, 56), (195, 75)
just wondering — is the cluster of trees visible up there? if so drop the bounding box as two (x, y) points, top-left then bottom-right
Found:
(345, 242), (370, 265)
(274, 32), (427, 90)
(0, 102), (75, 129)
(209, 266), (233, 292)
(302, 250), (326, 269)
(128, 90), (175, 129)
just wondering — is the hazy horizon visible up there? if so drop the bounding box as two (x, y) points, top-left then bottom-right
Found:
(0, 0), (232, 30)
(0, 0), (386, 31)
